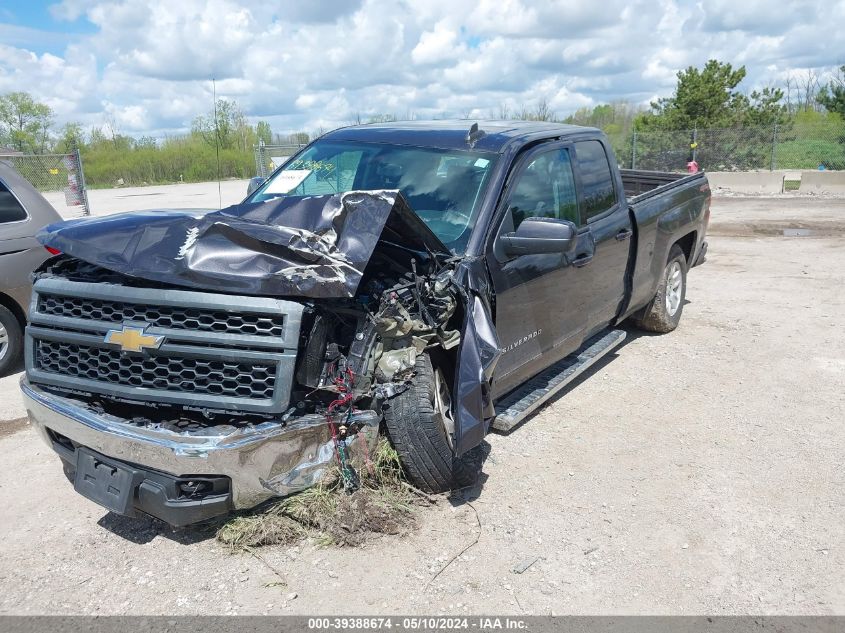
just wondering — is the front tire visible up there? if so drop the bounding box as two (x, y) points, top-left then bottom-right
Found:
(383, 353), (480, 493)
(634, 244), (687, 333)
(0, 304), (23, 377)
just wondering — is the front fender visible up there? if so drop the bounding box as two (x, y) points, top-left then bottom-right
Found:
(452, 259), (501, 455)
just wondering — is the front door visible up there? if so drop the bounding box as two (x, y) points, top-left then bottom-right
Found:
(486, 144), (590, 398)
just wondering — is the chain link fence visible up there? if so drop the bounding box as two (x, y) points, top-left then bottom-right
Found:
(2, 150), (90, 217)
(251, 124), (844, 178)
(254, 142), (306, 179)
(613, 121), (845, 173)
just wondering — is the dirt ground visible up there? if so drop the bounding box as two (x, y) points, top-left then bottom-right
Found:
(0, 194), (843, 615)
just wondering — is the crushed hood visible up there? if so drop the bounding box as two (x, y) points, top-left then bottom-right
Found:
(37, 190), (450, 299)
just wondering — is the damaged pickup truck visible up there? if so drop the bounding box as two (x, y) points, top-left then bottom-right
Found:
(21, 121), (709, 526)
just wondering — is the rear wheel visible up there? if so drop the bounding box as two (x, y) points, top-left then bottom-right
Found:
(634, 244), (687, 333)
(383, 353), (480, 493)
(0, 305), (23, 377)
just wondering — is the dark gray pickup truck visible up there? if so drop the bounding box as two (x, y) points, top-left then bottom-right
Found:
(21, 121), (709, 525)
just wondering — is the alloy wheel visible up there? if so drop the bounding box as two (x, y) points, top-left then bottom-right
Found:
(665, 261), (683, 316)
(0, 322), (8, 362)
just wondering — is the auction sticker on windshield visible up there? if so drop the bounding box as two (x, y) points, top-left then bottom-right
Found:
(265, 169), (311, 194)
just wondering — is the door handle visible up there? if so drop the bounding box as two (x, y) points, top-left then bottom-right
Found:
(572, 253), (594, 268)
(615, 228), (633, 241)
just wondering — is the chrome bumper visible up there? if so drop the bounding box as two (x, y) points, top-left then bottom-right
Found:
(21, 378), (379, 510)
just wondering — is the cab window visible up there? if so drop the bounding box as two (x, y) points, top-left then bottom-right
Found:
(574, 140), (616, 221)
(506, 148), (578, 230)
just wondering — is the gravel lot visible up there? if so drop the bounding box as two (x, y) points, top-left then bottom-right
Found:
(0, 189), (843, 615)
(42, 179), (251, 219)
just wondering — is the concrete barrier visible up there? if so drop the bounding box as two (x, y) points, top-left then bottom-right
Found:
(799, 171), (845, 194)
(706, 171), (784, 194)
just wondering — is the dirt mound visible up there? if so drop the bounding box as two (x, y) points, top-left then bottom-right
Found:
(217, 437), (430, 549)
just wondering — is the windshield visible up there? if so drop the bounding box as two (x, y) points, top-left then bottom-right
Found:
(247, 140), (498, 253)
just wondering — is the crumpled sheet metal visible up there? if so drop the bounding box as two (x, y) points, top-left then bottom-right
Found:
(245, 409), (380, 506)
(37, 190), (449, 299)
(22, 378), (381, 510)
(452, 258), (501, 456)
(151, 409), (382, 507)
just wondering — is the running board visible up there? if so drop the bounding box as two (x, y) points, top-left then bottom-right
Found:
(492, 329), (626, 432)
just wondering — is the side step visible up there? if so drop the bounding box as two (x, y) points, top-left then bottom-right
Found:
(492, 329), (626, 432)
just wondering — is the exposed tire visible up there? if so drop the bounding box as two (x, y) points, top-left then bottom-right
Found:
(0, 304), (23, 377)
(383, 353), (481, 493)
(634, 244), (688, 334)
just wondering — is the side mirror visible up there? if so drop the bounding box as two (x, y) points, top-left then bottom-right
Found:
(500, 217), (577, 257)
(246, 176), (265, 197)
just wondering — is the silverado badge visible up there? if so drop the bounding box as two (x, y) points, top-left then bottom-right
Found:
(104, 325), (164, 353)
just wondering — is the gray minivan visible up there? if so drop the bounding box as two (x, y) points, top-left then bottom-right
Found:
(0, 162), (62, 376)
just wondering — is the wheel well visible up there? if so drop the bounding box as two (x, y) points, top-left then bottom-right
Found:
(0, 292), (27, 331)
(674, 231), (697, 265)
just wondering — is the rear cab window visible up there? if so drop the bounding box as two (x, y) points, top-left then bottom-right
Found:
(574, 140), (617, 221)
(0, 180), (28, 224)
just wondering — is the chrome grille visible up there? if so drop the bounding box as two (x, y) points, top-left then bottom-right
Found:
(35, 340), (276, 399)
(26, 276), (304, 414)
(39, 294), (286, 337)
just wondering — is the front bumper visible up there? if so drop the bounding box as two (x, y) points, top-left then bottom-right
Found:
(21, 379), (379, 523)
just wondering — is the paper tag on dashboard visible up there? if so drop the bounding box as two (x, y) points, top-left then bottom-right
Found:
(264, 170), (311, 194)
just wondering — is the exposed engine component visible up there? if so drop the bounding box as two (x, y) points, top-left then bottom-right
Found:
(293, 250), (461, 419)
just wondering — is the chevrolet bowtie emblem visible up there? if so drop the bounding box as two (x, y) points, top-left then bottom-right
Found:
(104, 325), (164, 353)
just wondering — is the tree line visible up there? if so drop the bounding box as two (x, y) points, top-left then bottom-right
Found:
(1, 60), (843, 186)
(0, 95), (312, 187)
(510, 61), (845, 170)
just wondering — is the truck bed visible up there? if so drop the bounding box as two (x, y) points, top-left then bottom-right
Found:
(621, 169), (702, 203)
(621, 169), (709, 321)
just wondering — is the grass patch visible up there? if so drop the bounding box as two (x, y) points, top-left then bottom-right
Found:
(784, 179), (801, 191)
(216, 437), (429, 549)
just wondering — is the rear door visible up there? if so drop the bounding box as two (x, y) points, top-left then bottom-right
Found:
(569, 139), (633, 331)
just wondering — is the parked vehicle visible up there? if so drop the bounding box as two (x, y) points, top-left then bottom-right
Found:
(0, 162), (62, 376)
(22, 121), (709, 525)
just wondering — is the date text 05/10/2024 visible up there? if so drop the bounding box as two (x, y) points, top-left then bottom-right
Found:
(306, 617), (528, 630)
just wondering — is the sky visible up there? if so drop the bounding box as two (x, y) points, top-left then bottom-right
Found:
(0, 0), (843, 139)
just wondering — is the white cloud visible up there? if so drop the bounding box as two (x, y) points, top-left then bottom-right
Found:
(49, 0), (101, 21)
(0, 44), (99, 118)
(103, 102), (148, 131)
(412, 20), (467, 65)
(0, 0), (840, 138)
(698, 0), (814, 35)
(89, 0), (256, 81)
